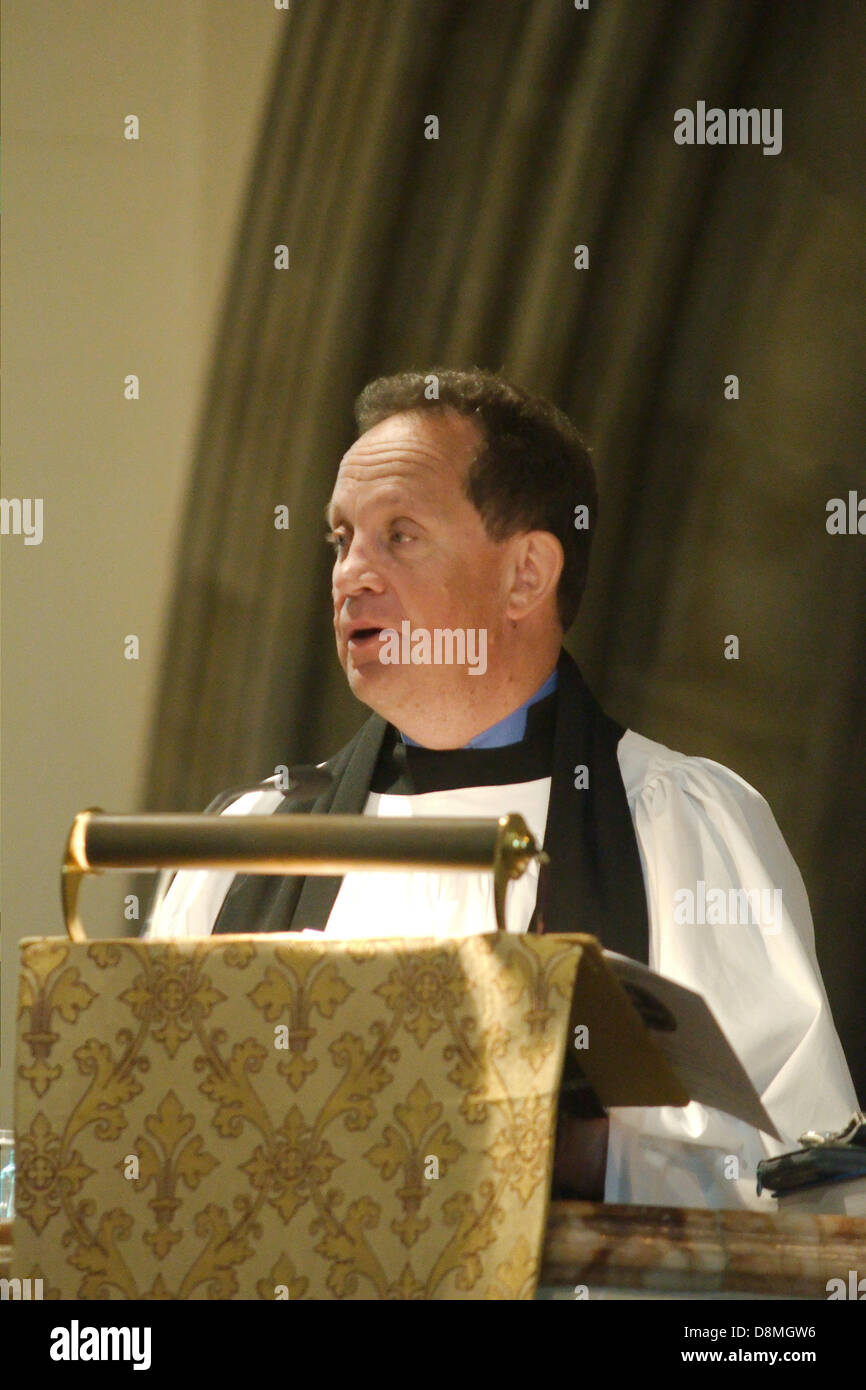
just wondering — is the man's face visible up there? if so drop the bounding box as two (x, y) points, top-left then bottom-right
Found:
(327, 409), (513, 733)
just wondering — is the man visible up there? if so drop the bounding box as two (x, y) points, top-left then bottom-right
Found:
(146, 368), (859, 1210)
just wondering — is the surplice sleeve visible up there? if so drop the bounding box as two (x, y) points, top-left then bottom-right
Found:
(604, 732), (860, 1210)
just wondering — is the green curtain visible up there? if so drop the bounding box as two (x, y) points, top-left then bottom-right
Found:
(144, 0), (866, 1097)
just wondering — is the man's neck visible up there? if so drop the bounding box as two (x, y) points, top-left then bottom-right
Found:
(399, 664), (559, 751)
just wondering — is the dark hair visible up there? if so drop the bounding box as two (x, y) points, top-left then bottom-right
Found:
(353, 367), (597, 629)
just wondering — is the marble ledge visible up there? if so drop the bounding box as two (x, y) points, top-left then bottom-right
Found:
(540, 1200), (866, 1297)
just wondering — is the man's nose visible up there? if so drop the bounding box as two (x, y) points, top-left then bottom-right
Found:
(332, 537), (385, 600)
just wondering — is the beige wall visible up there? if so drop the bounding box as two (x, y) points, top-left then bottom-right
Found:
(1, 2), (283, 1125)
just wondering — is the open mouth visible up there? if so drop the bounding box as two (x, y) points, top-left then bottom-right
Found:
(348, 626), (383, 646)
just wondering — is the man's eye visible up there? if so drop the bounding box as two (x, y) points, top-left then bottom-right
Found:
(325, 531), (348, 553)
(390, 530), (413, 545)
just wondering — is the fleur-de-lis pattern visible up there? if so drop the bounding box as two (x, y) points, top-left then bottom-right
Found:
(12, 933), (584, 1299)
(364, 1077), (464, 1247)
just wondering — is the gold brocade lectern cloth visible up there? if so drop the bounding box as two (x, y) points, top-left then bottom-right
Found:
(13, 932), (585, 1300)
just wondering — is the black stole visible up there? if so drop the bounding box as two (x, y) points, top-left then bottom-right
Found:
(212, 648), (649, 961)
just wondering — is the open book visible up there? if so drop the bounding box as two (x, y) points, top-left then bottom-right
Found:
(589, 950), (780, 1138)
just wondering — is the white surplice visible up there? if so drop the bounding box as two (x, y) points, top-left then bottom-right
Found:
(145, 729), (860, 1210)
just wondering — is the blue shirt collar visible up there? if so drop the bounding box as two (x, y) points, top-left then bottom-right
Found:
(399, 667), (559, 750)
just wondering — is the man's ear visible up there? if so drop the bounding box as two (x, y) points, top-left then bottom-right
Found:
(505, 530), (563, 620)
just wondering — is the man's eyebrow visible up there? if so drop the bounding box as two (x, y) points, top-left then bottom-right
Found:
(324, 492), (430, 526)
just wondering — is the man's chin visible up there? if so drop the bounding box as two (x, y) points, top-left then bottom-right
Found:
(344, 652), (397, 696)
(343, 656), (429, 722)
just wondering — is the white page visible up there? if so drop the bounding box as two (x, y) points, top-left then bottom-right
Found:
(603, 950), (780, 1139)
